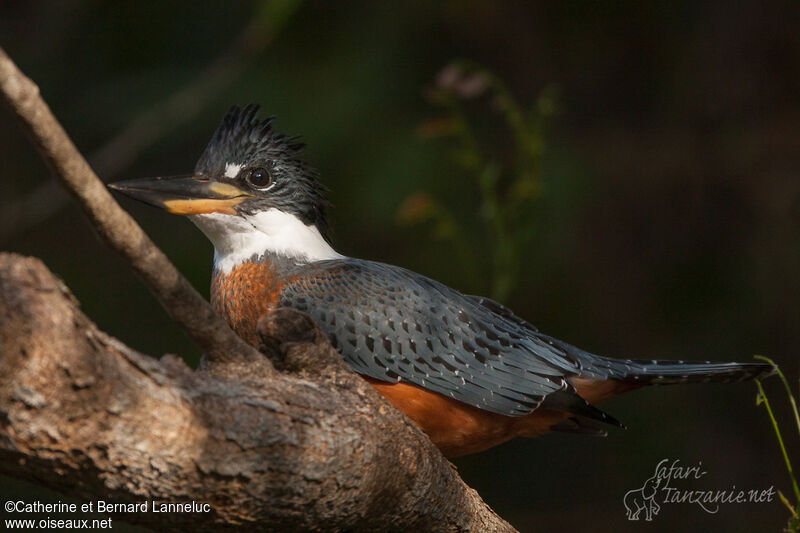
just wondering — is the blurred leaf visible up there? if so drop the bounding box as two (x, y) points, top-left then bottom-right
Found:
(417, 117), (459, 139)
(397, 192), (436, 225)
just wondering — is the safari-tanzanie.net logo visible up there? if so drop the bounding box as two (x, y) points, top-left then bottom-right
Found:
(623, 458), (776, 521)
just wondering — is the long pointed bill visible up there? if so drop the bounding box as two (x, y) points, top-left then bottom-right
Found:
(109, 175), (251, 215)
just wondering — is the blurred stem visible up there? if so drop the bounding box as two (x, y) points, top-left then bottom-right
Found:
(777, 490), (798, 518)
(755, 355), (800, 436)
(422, 61), (553, 302)
(448, 96), (518, 302)
(755, 375), (800, 503)
(478, 163), (515, 302)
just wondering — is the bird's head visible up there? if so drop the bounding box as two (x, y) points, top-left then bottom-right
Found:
(110, 105), (340, 272)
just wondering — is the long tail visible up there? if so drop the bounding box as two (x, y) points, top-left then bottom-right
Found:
(534, 334), (775, 437)
(537, 333), (776, 385)
(585, 357), (775, 385)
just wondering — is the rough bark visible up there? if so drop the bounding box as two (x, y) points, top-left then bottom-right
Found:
(0, 253), (515, 532)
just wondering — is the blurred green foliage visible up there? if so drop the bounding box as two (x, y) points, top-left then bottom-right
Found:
(400, 60), (557, 302)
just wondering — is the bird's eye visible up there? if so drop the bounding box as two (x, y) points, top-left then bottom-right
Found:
(245, 167), (273, 189)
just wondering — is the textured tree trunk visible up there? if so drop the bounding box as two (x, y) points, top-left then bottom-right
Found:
(0, 253), (515, 531)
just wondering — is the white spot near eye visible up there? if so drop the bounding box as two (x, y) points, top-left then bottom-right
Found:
(224, 162), (242, 179)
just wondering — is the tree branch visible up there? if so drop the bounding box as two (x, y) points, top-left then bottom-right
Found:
(0, 46), (261, 366)
(0, 253), (514, 532)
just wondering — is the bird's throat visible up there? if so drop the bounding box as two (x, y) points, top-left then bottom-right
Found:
(191, 209), (342, 275)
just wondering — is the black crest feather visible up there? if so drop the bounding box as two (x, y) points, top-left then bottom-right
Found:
(195, 104), (330, 240)
(194, 104), (304, 174)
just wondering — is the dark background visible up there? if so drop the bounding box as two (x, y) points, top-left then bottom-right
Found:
(1, 2), (798, 532)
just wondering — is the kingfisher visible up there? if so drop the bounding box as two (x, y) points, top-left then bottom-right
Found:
(110, 104), (773, 457)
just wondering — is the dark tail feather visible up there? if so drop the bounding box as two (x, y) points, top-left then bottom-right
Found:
(550, 416), (612, 436)
(535, 333), (776, 385)
(594, 359), (775, 385)
(541, 390), (626, 428)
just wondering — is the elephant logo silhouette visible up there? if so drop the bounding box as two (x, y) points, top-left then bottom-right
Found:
(624, 474), (662, 521)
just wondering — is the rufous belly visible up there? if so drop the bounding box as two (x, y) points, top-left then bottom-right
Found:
(366, 376), (640, 457)
(365, 378), (570, 457)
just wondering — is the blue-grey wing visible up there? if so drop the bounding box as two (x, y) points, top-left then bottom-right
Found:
(279, 258), (581, 416)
